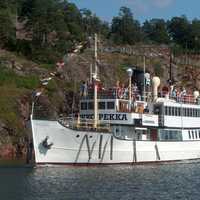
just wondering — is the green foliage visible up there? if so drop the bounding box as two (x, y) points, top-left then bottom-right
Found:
(0, 67), (39, 89)
(46, 79), (57, 93)
(168, 16), (190, 48)
(39, 63), (55, 70)
(0, 86), (26, 139)
(110, 7), (142, 45)
(0, 8), (16, 49)
(1, 1), (200, 62)
(143, 19), (170, 44)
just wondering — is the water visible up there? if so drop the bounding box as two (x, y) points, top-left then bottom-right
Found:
(0, 161), (200, 200)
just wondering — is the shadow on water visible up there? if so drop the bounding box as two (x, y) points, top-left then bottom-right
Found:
(1, 160), (200, 200)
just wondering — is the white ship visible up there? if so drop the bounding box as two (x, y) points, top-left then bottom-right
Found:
(31, 35), (200, 165)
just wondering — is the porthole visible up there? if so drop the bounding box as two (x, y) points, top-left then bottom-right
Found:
(76, 135), (80, 138)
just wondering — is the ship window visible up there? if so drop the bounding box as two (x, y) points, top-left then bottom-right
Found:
(154, 105), (161, 115)
(175, 107), (177, 116)
(194, 109), (196, 117)
(165, 107), (168, 115)
(195, 130), (198, 139)
(178, 108), (181, 116)
(112, 125), (134, 140)
(192, 109), (195, 117)
(168, 107), (172, 116)
(189, 131), (191, 139)
(159, 129), (182, 141)
(81, 102), (87, 110)
(98, 102), (105, 109)
(199, 130), (200, 138)
(88, 102), (94, 110)
(171, 107), (175, 116)
(187, 108), (189, 116)
(192, 131), (194, 139)
(107, 101), (115, 109)
(190, 109), (193, 117)
(196, 109), (198, 117)
(183, 108), (186, 116)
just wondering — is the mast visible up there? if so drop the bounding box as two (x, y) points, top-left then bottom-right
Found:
(94, 34), (98, 75)
(169, 49), (173, 85)
(94, 33), (98, 128)
(143, 55), (146, 101)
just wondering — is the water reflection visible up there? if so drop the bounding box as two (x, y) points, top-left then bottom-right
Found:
(0, 161), (200, 200)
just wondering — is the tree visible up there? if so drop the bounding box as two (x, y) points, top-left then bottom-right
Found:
(143, 19), (170, 44)
(110, 7), (142, 45)
(189, 19), (200, 51)
(81, 8), (109, 37)
(168, 16), (190, 48)
(0, 0), (16, 49)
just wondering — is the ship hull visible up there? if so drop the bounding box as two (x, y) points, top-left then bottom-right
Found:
(31, 119), (200, 164)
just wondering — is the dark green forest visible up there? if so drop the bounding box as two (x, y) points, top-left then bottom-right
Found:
(1, 0), (200, 63)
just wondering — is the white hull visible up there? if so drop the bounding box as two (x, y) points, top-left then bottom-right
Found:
(31, 119), (200, 164)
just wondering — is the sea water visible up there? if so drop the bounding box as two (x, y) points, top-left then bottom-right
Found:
(0, 161), (200, 200)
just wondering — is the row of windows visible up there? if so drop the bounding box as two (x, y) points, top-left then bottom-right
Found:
(188, 130), (200, 140)
(112, 125), (150, 141)
(165, 106), (200, 117)
(159, 130), (182, 141)
(81, 101), (115, 110)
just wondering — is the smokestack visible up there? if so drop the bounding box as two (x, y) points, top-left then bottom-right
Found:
(152, 77), (160, 101)
(194, 91), (199, 99)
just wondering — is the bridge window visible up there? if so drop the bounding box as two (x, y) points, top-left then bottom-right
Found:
(98, 102), (106, 110)
(107, 101), (115, 109)
(88, 102), (94, 110)
(81, 102), (87, 110)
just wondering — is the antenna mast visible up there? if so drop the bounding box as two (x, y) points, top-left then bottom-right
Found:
(93, 34), (98, 128)
(94, 33), (98, 76)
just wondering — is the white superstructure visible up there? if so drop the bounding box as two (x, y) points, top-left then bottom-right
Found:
(31, 85), (200, 164)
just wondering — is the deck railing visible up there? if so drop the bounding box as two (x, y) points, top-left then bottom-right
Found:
(58, 117), (111, 133)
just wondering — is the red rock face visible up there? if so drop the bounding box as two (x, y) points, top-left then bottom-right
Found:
(0, 144), (16, 159)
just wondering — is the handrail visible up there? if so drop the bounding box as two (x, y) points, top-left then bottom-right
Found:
(58, 117), (111, 133)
